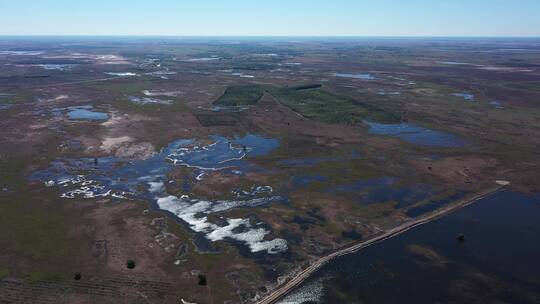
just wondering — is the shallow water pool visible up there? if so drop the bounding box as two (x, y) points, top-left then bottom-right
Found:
(67, 107), (109, 121)
(365, 121), (466, 147)
(334, 73), (376, 80)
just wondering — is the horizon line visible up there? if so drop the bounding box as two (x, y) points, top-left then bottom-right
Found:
(1, 34), (540, 39)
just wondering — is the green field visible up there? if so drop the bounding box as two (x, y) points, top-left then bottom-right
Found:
(214, 85), (264, 106)
(267, 86), (401, 124)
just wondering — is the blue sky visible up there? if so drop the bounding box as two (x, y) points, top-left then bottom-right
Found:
(1, 0), (539, 36)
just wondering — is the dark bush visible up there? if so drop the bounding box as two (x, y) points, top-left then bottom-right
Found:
(126, 260), (136, 269)
(198, 274), (207, 286)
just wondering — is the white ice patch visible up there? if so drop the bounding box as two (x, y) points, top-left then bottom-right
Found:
(284, 62), (302, 66)
(36, 64), (76, 71)
(195, 172), (206, 181)
(148, 181), (165, 193)
(166, 140), (247, 170)
(156, 194), (287, 254)
(0, 51), (44, 56)
(142, 90), (184, 97)
(182, 57), (220, 62)
(276, 278), (325, 304)
(144, 71), (177, 79)
(232, 72), (255, 78)
(94, 54), (130, 65)
(35, 135), (285, 255)
(105, 72), (137, 77)
(128, 96), (173, 105)
(48, 175), (131, 199)
(437, 61), (471, 65)
(43, 53), (130, 65)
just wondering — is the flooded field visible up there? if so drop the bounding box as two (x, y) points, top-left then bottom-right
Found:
(0, 103), (13, 110)
(334, 73), (376, 80)
(437, 61), (471, 65)
(280, 191), (540, 304)
(32, 134), (287, 254)
(326, 177), (434, 208)
(35, 64), (77, 71)
(365, 121), (466, 147)
(105, 72), (137, 76)
(53, 105), (109, 121)
(452, 92), (475, 101)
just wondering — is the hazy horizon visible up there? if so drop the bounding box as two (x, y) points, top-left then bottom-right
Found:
(1, 0), (539, 37)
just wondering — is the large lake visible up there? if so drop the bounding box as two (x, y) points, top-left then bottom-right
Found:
(279, 190), (540, 304)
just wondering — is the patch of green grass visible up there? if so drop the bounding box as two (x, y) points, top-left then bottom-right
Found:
(195, 113), (242, 126)
(24, 271), (66, 282)
(266, 136), (334, 160)
(302, 159), (383, 192)
(0, 149), (71, 262)
(0, 268), (9, 280)
(0, 195), (70, 261)
(214, 85), (264, 106)
(267, 86), (400, 124)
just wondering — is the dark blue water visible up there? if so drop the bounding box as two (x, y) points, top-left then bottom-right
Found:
(232, 134), (279, 157)
(407, 192), (466, 217)
(280, 191), (540, 304)
(365, 121), (466, 147)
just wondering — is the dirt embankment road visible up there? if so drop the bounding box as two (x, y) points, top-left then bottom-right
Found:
(256, 184), (506, 304)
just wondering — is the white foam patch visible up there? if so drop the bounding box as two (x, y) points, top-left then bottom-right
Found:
(284, 62), (302, 66)
(276, 278), (325, 304)
(148, 181), (165, 193)
(105, 72), (137, 76)
(142, 90), (184, 97)
(43, 53), (130, 65)
(0, 51), (44, 56)
(129, 96), (172, 105)
(182, 57), (220, 62)
(166, 141), (246, 170)
(157, 194), (287, 254)
(36, 64), (76, 71)
(232, 72), (255, 78)
(144, 71), (178, 79)
(195, 172), (206, 181)
(37, 135), (286, 255)
(51, 175), (130, 199)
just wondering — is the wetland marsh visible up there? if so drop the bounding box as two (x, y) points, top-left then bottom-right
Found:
(1, 37), (539, 304)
